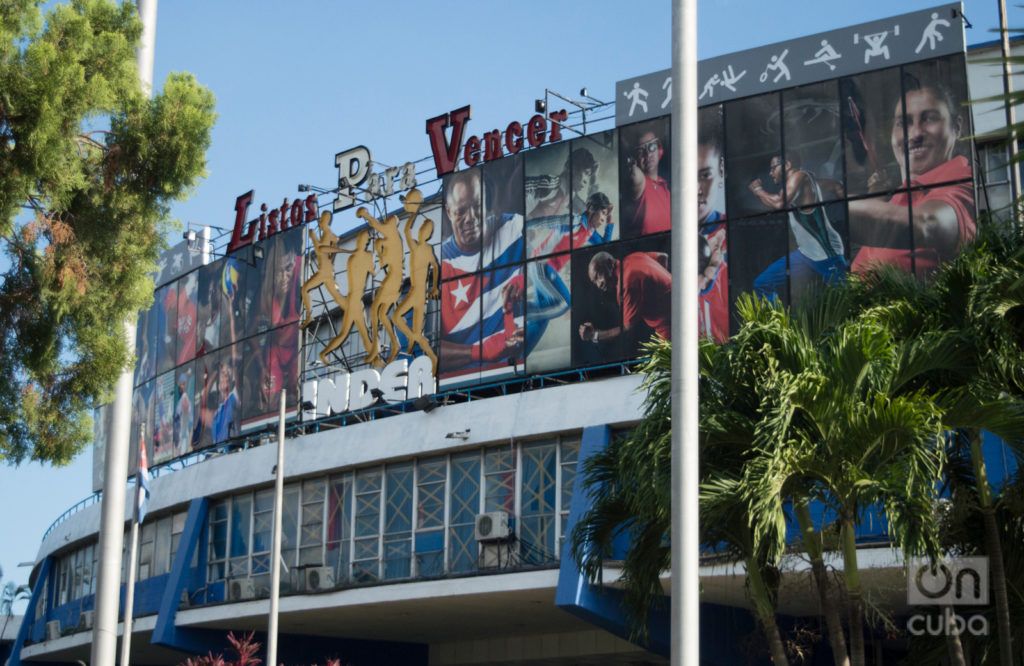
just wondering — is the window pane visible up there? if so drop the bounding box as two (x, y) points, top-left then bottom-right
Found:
(448, 453), (480, 574)
(282, 485), (299, 567)
(484, 448), (515, 514)
(229, 495), (251, 560)
(521, 442), (557, 563)
(326, 475), (351, 583)
(416, 459), (445, 530)
(385, 465), (413, 535)
(154, 516), (172, 576)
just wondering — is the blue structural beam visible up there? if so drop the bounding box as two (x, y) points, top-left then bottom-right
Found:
(555, 425), (671, 655)
(9, 556), (52, 666)
(152, 497), (222, 655)
(557, 425), (770, 664)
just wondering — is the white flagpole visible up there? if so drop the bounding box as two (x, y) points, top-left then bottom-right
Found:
(91, 3), (156, 663)
(119, 452), (141, 666)
(267, 390), (286, 666)
(670, 0), (700, 663)
(999, 0), (1021, 212)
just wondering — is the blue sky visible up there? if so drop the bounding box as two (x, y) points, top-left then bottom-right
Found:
(1, 0), (1020, 609)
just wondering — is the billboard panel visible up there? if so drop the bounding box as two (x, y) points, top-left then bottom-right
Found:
(615, 4), (965, 124)
(525, 254), (572, 375)
(618, 116), (671, 239)
(571, 130), (619, 248)
(525, 143), (571, 258)
(129, 5), (977, 469)
(571, 244), (626, 367)
(441, 169), (483, 280)
(177, 271), (198, 366)
(440, 273), (482, 386)
(614, 235), (672, 359)
(483, 154), (525, 268)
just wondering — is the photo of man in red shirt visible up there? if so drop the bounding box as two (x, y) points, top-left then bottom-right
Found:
(577, 249), (672, 353)
(621, 117), (671, 239)
(848, 73), (974, 276)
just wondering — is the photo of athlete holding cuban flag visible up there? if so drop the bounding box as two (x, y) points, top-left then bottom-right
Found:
(441, 156), (584, 385)
(439, 166), (527, 386)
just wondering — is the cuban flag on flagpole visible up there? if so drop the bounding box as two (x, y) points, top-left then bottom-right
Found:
(136, 439), (151, 524)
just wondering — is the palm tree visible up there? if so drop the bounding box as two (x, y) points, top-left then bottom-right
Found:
(571, 338), (791, 663)
(851, 221), (1024, 666)
(572, 227), (1024, 665)
(733, 292), (957, 666)
(0, 572), (31, 646)
(702, 297), (852, 666)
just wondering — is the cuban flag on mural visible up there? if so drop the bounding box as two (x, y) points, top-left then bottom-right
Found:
(136, 440), (151, 524)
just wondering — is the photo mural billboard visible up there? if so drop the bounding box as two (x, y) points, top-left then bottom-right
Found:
(119, 3), (974, 468)
(129, 227), (304, 468)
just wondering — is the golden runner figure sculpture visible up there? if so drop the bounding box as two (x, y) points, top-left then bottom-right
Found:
(318, 228), (376, 365)
(392, 189), (439, 371)
(358, 205), (404, 366)
(300, 211), (347, 329)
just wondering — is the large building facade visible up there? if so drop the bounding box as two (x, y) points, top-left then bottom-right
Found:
(9, 6), (1022, 665)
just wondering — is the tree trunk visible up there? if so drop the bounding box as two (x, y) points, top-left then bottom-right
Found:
(841, 521), (865, 666)
(746, 557), (790, 666)
(944, 606), (968, 666)
(794, 503), (850, 666)
(969, 430), (1014, 666)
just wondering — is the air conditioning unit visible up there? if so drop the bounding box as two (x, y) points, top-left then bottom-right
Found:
(479, 542), (514, 569)
(227, 577), (257, 601)
(475, 511), (511, 542)
(79, 610), (95, 629)
(304, 566), (335, 592)
(45, 620), (61, 641)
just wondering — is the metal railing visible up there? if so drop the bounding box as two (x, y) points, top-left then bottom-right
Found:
(40, 359), (641, 543)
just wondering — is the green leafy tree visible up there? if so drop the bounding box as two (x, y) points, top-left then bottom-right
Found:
(0, 0), (216, 464)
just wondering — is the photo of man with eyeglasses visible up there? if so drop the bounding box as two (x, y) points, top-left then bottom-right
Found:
(619, 117), (671, 239)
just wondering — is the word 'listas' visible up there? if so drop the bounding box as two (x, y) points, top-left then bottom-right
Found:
(229, 191), (319, 252)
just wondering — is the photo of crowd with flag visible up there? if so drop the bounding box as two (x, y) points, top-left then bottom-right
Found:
(129, 227), (304, 468)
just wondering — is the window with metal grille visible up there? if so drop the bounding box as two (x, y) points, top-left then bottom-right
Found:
(207, 500), (229, 582)
(325, 474), (351, 584)
(384, 464), (413, 580)
(415, 457), (445, 577)
(352, 468), (382, 582)
(448, 452), (481, 574)
(520, 440), (557, 564)
(300, 479), (326, 566)
(559, 435), (581, 551)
